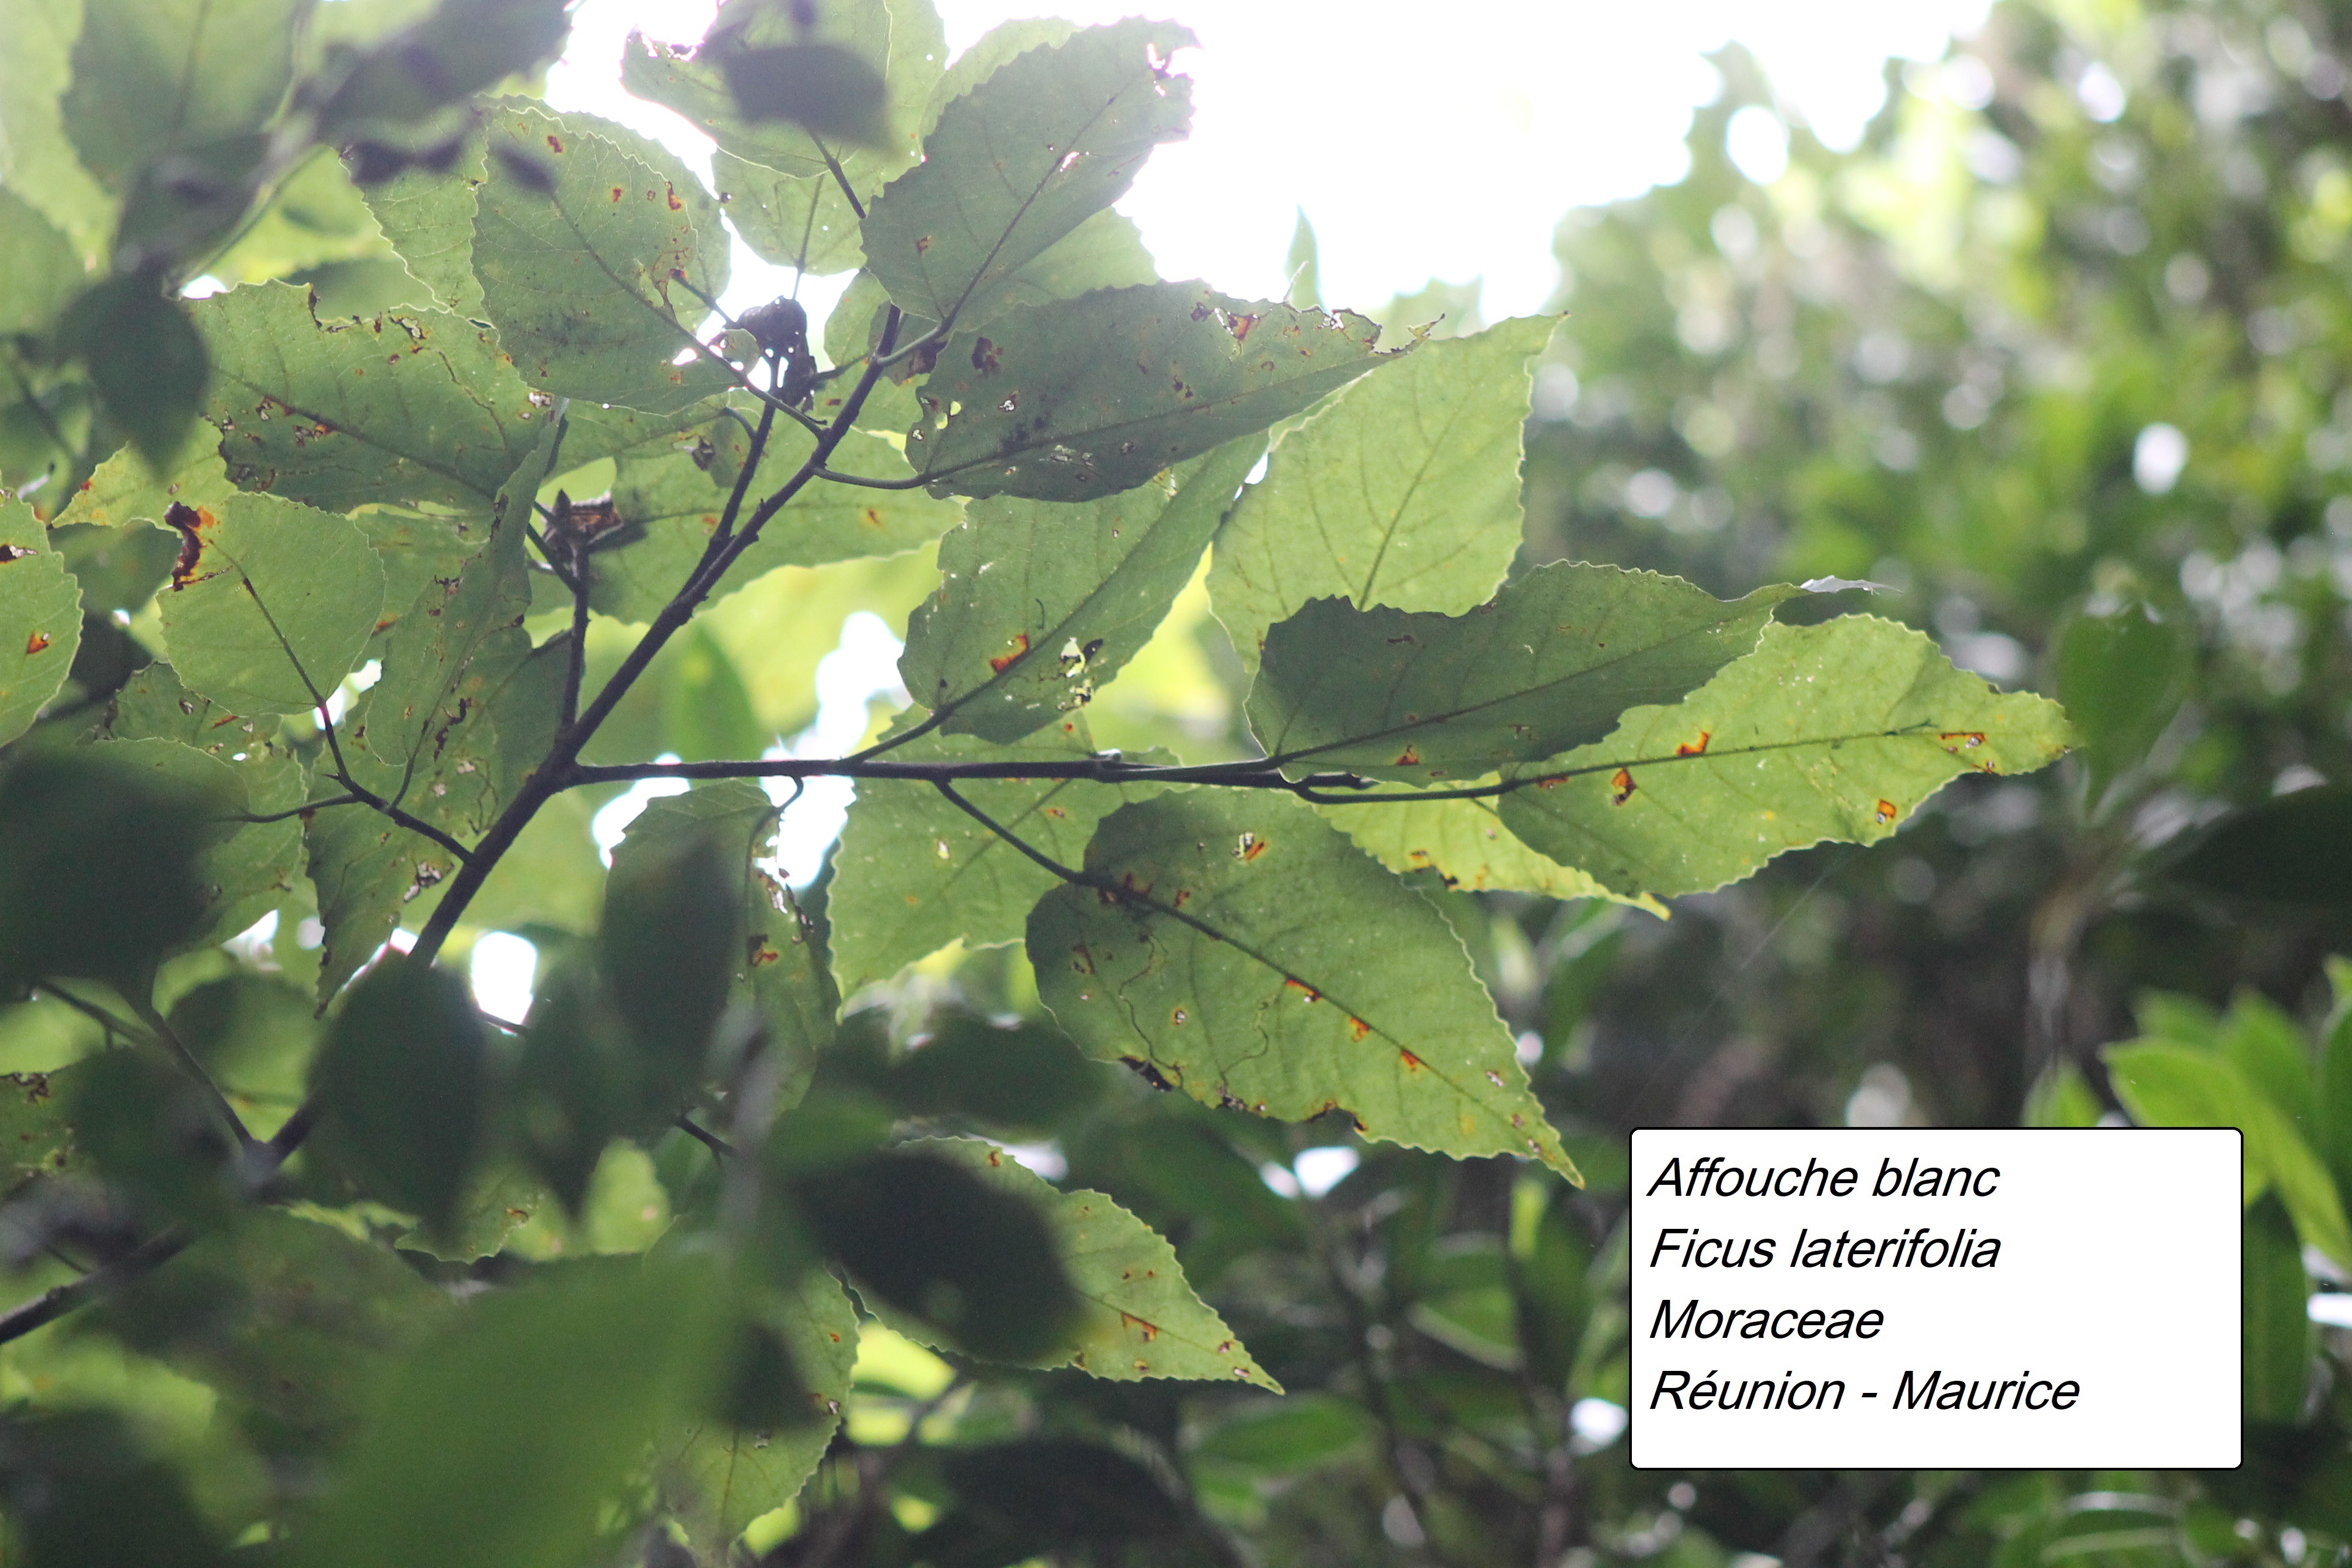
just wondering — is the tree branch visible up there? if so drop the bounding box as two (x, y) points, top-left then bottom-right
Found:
(0, 1229), (188, 1347)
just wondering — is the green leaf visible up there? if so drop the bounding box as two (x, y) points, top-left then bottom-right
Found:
(603, 797), (749, 1096)
(93, 1208), (453, 1455)
(862, 21), (1190, 327)
(358, 419), (554, 770)
(395, 1164), (557, 1262)
(919, 18), (1075, 130)
(715, 150), (864, 276)
(0, 745), (213, 987)
(1029, 790), (1577, 1175)
(0, 1065), (81, 1185)
(720, 42), (890, 148)
(586, 425), (960, 624)
(0, 0), (111, 256)
(901, 435), (1260, 739)
(663, 623), (764, 763)
(0, 190), (83, 337)
(616, 783), (839, 1106)
(97, 735), (306, 951)
(872, 1010), (1105, 1134)
(1498, 617), (2074, 898)
(2105, 1040), (2352, 1267)
(905, 282), (1403, 502)
(1249, 564), (1793, 784)
(354, 128), (489, 320)
(1283, 207), (1319, 309)
(0, 496), (83, 747)
(473, 102), (732, 415)
(60, 0), (305, 188)
(1319, 794), (1656, 908)
(0, 1409), (226, 1568)
(2220, 988), (2321, 1136)
(292, 1256), (727, 1568)
(621, 0), (941, 186)
(167, 971), (320, 1117)
(2242, 1195), (2314, 1425)
(318, 0), (571, 137)
(307, 634), (561, 998)
(795, 1144), (1079, 1362)
(196, 282), (548, 513)
(2053, 600), (2190, 809)
(2165, 783), (2352, 910)
(1210, 315), (1555, 669)
(889, 1137), (1277, 1389)
(155, 491), (385, 715)
(827, 722), (1164, 994)
(50, 439), (236, 532)
(1192, 1392), (1371, 1475)
(655, 1269), (858, 1555)
(310, 956), (489, 1233)
(60, 276), (210, 473)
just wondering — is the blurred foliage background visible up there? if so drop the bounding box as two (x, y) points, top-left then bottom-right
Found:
(11, 0), (2352, 1562)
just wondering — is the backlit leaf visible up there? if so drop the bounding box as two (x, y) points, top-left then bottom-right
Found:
(1248, 563), (1792, 783)
(0, 191), (82, 337)
(616, 784), (838, 1106)
(0, 742), (213, 987)
(585, 425), (961, 624)
(1029, 790), (1577, 1175)
(60, 276), (209, 473)
(354, 127), (489, 320)
(620, 0), (941, 186)
(1211, 314), (1556, 668)
(473, 102), (733, 414)
(61, 0), (304, 188)
(309, 956), (489, 1233)
(155, 491), (386, 715)
(885, 1138), (1277, 1389)
(655, 1268), (858, 1555)
(292, 1256), (727, 1568)
(715, 150), (864, 276)
(862, 20), (1191, 328)
(0, 0), (111, 254)
(97, 735), (306, 952)
(0, 496), (83, 747)
(905, 282), (1401, 502)
(196, 283), (545, 512)
(1321, 793), (1654, 908)
(1498, 616), (2074, 898)
(901, 435), (1259, 739)
(720, 42), (890, 148)
(827, 721), (1168, 994)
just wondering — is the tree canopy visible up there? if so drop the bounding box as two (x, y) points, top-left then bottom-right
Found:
(0, 0), (2344, 1564)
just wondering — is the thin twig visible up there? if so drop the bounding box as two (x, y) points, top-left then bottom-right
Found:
(36, 983), (142, 1044)
(227, 792), (358, 825)
(126, 992), (257, 1152)
(674, 1114), (738, 1160)
(807, 466), (931, 491)
(0, 1229), (188, 1346)
(796, 1373), (973, 1568)
(930, 780), (1091, 886)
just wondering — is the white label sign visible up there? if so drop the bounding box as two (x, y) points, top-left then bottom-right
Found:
(1629, 1129), (2241, 1469)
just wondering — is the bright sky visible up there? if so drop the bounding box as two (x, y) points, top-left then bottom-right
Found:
(549, 0), (1992, 323)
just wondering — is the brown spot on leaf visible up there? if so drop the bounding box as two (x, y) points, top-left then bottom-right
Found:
(1940, 731), (1985, 751)
(1120, 1312), (1162, 1341)
(1399, 1049), (1424, 1072)
(1610, 767), (1636, 805)
(1874, 799), (1899, 825)
(163, 502), (217, 589)
(1394, 745), (1419, 766)
(1676, 731), (1711, 756)
(987, 631), (1030, 672)
(23, 631), (49, 655)
(664, 181), (684, 211)
(1348, 1017), (1370, 1041)
(546, 134), (565, 152)
(970, 336), (1000, 374)
(611, 186), (624, 202)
